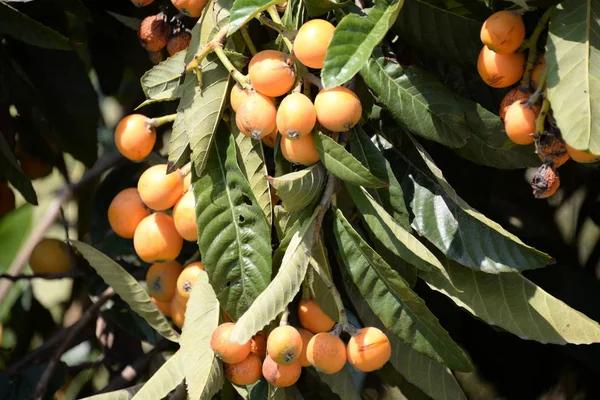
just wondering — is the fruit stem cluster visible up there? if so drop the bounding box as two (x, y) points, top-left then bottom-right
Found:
(520, 7), (554, 89)
(147, 113), (177, 128)
(184, 25), (229, 75)
(213, 44), (252, 89)
(257, 9), (294, 52)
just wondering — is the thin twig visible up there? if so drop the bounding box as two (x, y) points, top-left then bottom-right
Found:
(519, 7), (553, 89)
(32, 287), (115, 400)
(0, 272), (84, 281)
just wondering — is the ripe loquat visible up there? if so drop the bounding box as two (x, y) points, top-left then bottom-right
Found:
(480, 11), (525, 54)
(280, 133), (320, 165)
(108, 188), (151, 239)
(314, 86), (362, 132)
(276, 93), (316, 139)
(298, 298), (335, 333)
(133, 213), (183, 262)
(346, 327), (391, 372)
(146, 260), (183, 302)
(262, 355), (302, 388)
(477, 46), (525, 88)
(306, 332), (346, 374)
(266, 325), (302, 365)
(172, 0), (208, 18)
(210, 322), (252, 364)
(250, 331), (267, 360)
(29, 238), (72, 274)
(248, 50), (296, 97)
(504, 101), (539, 145)
(138, 13), (170, 52)
(173, 190), (198, 242)
(114, 114), (156, 162)
(176, 261), (204, 301)
(531, 55), (546, 89)
(224, 353), (263, 385)
(293, 19), (335, 69)
(170, 292), (187, 328)
(236, 92), (277, 140)
(297, 328), (314, 367)
(565, 144), (600, 163)
(261, 127), (278, 148)
(138, 164), (184, 211)
(499, 88), (530, 121)
(152, 296), (172, 317)
(230, 84), (250, 113)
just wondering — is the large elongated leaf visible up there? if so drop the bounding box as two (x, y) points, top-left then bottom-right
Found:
(0, 2), (72, 50)
(360, 48), (471, 148)
(305, 0), (348, 17)
(194, 128), (272, 320)
(321, 0), (403, 88)
(317, 366), (362, 400)
(314, 132), (387, 188)
(180, 0), (234, 177)
(140, 51), (186, 104)
(350, 126), (409, 227)
(228, 0), (284, 35)
(167, 110), (191, 173)
(424, 261), (600, 344)
(80, 385), (143, 400)
(235, 129), (272, 226)
(342, 268), (467, 400)
(308, 238), (340, 322)
(71, 241), (180, 343)
(268, 163), (326, 212)
(181, 270), (224, 399)
(229, 208), (318, 343)
(132, 352), (185, 400)
(546, 0), (600, 154)
(332, 209), (472, 372)
(383, 134), (552, 273)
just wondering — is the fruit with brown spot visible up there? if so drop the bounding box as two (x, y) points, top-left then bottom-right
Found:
(262, 355), (302, 388)
(346, 327), (391, 372)
(477, 46), (525, 88)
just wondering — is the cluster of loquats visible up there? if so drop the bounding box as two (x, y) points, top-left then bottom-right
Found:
(478, 10), (599, 199)
(230, 19), (362, 165)
(210, 298), (392, 388)
(146, 260), (205, 328)
(136, 8), (193, 65)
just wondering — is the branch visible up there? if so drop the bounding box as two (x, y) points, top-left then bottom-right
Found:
(32, 287), (115, 400)
(0, 272), (84, 281)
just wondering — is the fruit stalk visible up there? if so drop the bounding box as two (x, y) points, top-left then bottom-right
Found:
(147, 113), (177, 128)
(535, 97), (551, 136)
(527, 67), (548, 106)
(184, 24), (229, 74)
(520, 7), (554, 89)
(213, 44), (251, 89)
(240, 26), (258, 56)
(258, 9), (294, 51)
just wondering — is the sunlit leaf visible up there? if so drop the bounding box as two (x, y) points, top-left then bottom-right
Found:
(132, 352), (185, 400)
(317, 365), (361, 400)
(140, 51), (186, 104)
(228, 0), (285, 35)
(305, 0), (348, 17)
(80, 384), (143, 400)
(268, 163), (326, 212)
(167, 111), (191, 173)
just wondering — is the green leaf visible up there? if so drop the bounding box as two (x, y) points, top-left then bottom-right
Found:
(384, 133), (553, 273)
(332, 209), (472, 372)
(360, 47), (471, 148)
(0, 2), (72, 50)
(546, 0), (600, 154)
(308, 238), (340, 322)
(167, 111), (191, 173)
(228, 0), (285, 35)
(194, 128), (272, 320)
(342, 270), (467, 400)
(424, 260), (600, 345)
(132, 352), (185, 400)
(350, 126), (409, 228)
(140, 51), (186, 104)
(314, 131), (387, 188)
(0, 135), (37, 205)
(345, 185), (454, 286)
(0, 205), (32, 272)
(274, 133), (292, 178)
(229, 207), (318, 343)
(321, 0), (404, 88)
(70, 241), (180, 343)
(107, 11), (142, 31)
(235, 127), (272, 227)
(392, 0), (486, 67)
(181, 270), (224, 400)
(268, 163), (326, 212)
(317, 365), (361, 400)
(80, 385), (144, 400)
(305, 0), (348, 17)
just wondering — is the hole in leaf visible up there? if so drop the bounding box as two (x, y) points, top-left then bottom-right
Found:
(241, 195), (252, 206)
(239, 215), (245, 223)
(226, 281), (231, 287)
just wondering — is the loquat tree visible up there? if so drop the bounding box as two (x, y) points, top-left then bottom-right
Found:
(0, 0), (600, 399)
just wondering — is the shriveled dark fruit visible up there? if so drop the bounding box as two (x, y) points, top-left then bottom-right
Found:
(531, 164), (560, 199)
(138, 13), (170, 52)
(148, 50), (165, 65)
(167, 28), (192, 56)
(535, 132), (569, 168)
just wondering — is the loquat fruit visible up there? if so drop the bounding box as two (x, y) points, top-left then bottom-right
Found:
(314, 86), (362, 132)
(167, 29), (192, 56)
(182, 173), (192, 194)
(280, 133), (320, 165)
(297, 328), (314, 367)
(236, 92), (277, 140)
(499, 88), (530, 121)
(503, 101), (539, 145)
(230, 84), (250, 113)
(172, 0), (208, 18)
(261, 127), (278, 148)
(29, 238), (72, 274)
(276, 93), (316, 140)
(210, 322), (252, 364)
(293, 19), (335, 69)
(248, 50), (296, 97)
(170, 292), (187, 328)
(173, 189), (198, 242)
(137, 164), (184, 211)
(346, 327), (391, 372)
(152, 296), (172, 317)
(131, 0), (154, 6)
(531, 164), (560, 199)
(0, 182), (15, 218)
(477, 46), (525, 88)
(480, 11), (525, 54)
(266, 325), (303, 365)
(224, 353), (263, 385)
(298, 298), (335, 333)
(19, 153), (53, 180)
(262, 355), (302, 388)
(114, 114), (156, 162)
(565, 144), (600, 163)
(535, 133), (569, 167)
(146, 260), (183, 302)
(176, 261), (205, 301)
(250, 331), (267, 360)
(138, 13), (170, 52)
(108, 188), (151, 239)
(306, 332), (346, 374)
(531, 55), (546, 89)
(133, 213), (184, 262)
